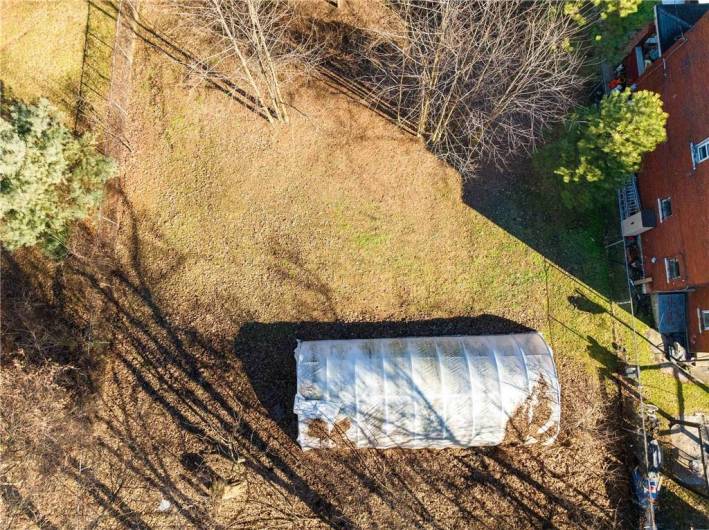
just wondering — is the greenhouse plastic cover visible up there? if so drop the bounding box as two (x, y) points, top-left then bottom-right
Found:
(294, 333), (560, 450)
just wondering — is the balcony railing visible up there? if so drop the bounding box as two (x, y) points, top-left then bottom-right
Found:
(618, 175), (641, 220)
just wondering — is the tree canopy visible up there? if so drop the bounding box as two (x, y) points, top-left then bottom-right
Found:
(565, 0), (657, 64)
(564, 0), (644, 25)
(0, 98), (116, 257)
(549, 89), (667, 210)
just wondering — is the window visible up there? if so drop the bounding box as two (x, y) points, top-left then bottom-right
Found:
(664, 257), (681, 281)
(692, 138), (709, 168)
(701, 310), (709, 332)
(658, 197), (672, 221)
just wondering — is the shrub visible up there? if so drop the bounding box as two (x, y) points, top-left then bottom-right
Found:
(590, 1), (657, 65)
(564, 0), (644, 25)
(0, 98), (116, 258)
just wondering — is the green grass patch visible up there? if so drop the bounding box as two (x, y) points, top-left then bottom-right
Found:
(353, 231), (389, 249)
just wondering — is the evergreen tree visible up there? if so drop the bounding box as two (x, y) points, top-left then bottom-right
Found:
(551, 89), (667, 210)
(0, 98), (116, 257)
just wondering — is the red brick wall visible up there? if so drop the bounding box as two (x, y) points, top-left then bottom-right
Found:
(635, 13), (709, 294)
(688, 286), (709, 353)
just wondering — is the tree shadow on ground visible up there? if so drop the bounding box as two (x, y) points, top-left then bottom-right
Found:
(656, 478), (709, 529)
(1, 179), (633, 527)
(99, 0), (277, 123)
(274, 13), (625, 302)
(0, 250), (103, 398)
(99, 0), (624, 303)
(0, 481), (60, 530)
(568, 289), (606, 314)
(3, 6), (643, 522)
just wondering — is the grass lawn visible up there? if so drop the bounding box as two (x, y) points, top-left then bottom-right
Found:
(0, 0), (87, 117)
(92, 43), (620, 525)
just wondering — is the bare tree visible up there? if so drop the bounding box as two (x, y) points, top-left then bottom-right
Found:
(167, 0), (319, 124)
(350, 0), (586, 174)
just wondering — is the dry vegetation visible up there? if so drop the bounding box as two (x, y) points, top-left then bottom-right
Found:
(298, 0), (585, 173)
(1, 6), (629, 527)
(0, 0), (87, 116)
(1, 249), (629, 529)
(2, 1), (707, 528)
(371, 0), (583, 170)
(155, 0), (585, 173)
(163, 0), (319, 124)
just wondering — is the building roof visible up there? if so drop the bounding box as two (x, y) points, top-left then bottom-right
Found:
(656, 3), (709, 55)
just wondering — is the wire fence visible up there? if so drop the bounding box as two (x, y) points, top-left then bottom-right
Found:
(67, 2), (706, 525)
(75, 0), (139, 258)
(75, 0), (136, 158)
(607, 203), (709, 526)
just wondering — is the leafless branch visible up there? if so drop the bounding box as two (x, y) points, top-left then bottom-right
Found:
(347, 0), (587, 174)
(165, 0), (321, 124)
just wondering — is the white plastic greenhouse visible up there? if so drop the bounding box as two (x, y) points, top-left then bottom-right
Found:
(294, 333), (560, 450)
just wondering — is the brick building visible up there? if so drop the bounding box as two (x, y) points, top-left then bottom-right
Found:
(618, 6), (709, 357)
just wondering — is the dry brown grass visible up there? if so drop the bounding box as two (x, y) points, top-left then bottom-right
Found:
(120, 41), (492, 326)
(1, 250), (625, 529)
(0, 0), (87, 117)
(0, 15), (636, 527)
(1, 20), (634, 526)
